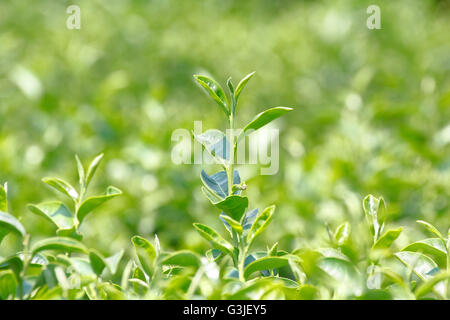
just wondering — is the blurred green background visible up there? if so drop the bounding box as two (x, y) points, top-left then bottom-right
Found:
(1, 0), (449, 260)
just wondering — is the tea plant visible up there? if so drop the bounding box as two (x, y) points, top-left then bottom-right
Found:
(1, 74), (449, 300)
(0, 154), (125, 300)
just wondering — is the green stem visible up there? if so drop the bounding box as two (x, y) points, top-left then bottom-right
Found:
(238, 238), (248, 283)
(227, 114), (235, 194)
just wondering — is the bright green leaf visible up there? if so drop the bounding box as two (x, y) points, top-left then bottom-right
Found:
(246, 205), (275, 244)
(234, 72), (255, 102)
(31, 237), (87, 255)
(86, 153), (104, 188)
(28, 201), (74, 230)
(89, 249), (106, 276)
(402, 238), (447, 268)
(104, 250), (124, 275)
(0, 211), (26, 241)
(220, 214), (243, 234)
(416, 220), (446, 243)
(193, 75), (229, 116)
(0, 270), (17, 299)
(193, 223), (233, 255)
(75, 154), (86, 189)
(372, 227), (402, 250)
(237, 107), (293, 143)
(0, 183), (7, 212)
(244, 256), (290, 280)
(161, 250), (201, 268)
(76, 186), (122, 224)
(334, 222), (351, 246)
(214, 195), (248, 221)
(131, 236), (156, 278)
(42, 177), (78, 201)
(395, 251), (438, 281)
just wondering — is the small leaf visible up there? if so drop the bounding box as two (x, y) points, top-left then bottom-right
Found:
(31, 237), (87, 255)
(395, 251), (438, 281)
(363, 195), (386, 240)
(242, 208), (258, 234)
(0, 183), (7, 212)
(214, 195), (248, 221)
(220, 214), (243, 234)
(76, 186), (122, 224)
(56, 226), (83, 241)
(416, 220), (446, 243)
(415, 271), (450, 298)
(268, 242), (278, 256)
(227, 77), (234, 95)
(89, 249), (106, 276)
(161, 250), (201, 268)
(246, 205), (275, 244)
(318, 257), (358, 284)
(334, 222), (351, 246)
(234, 72), (255, 102)
(237, 107), (293, 143)
(75, 154), (86, 189)
(86, 153), (104, 188)
(194, 129), (230, 166)
(104, 250), (124, 275)
(200, 170), (240, 199)
(98, 282), (126, 300)
(402, 238), (447, 268)
(28, 201), (74, 230)
(206, 249), (224, 262)
(244, 256), (290, 280)
(131, 236), (156, 278)
(0, 270), (17, 299)
(193, 75), (229, 116)
(372, 227), (402, 250)
(0, 256), (23, 283)
(0, 211), (26, 241)
(193, 223), (233, 255)
(42, 178), (79, 201)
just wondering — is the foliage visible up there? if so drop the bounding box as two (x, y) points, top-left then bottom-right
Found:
(1, 0), (450, 300)
(1, 75), (450, 299)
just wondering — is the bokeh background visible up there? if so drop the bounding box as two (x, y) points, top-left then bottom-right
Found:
(1, 0), (449, 261)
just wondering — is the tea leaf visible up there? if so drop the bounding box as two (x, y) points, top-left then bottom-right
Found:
(86, 153), (104, 188)
(234, 72), (255, 102)
(220, 213), (243, 234)
(131, 236), (156, 278)
(0, 211), (26, 241)
(246, 205), (275, 244)
(334, 222), (351, 246)
(193, 75), (229, 116)
(104, 250), (124, 275)
(395, 251), (438, 281)
(31, 237), (87, 255)
(0, 270), (17, 300)
(194, 129), (230, 166)
(76, 186), (122, 223)
(237, 107), (293, 143)
(0, 184), (7, 212)
(89, 249), (106, 276)
(42, 178), (78, 202)
(402, 238), (447, 268)
(244, 256), (290, 280)
(200, 170), (240, 199)
(372, 227), (402, 250)
(193, 223), (233, 255)
(416, 220), (446, 243)
(161, 250), (201, 268)
(28, 201), (74, 230)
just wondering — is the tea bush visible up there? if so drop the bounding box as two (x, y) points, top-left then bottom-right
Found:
(1, 74), (449, 300)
